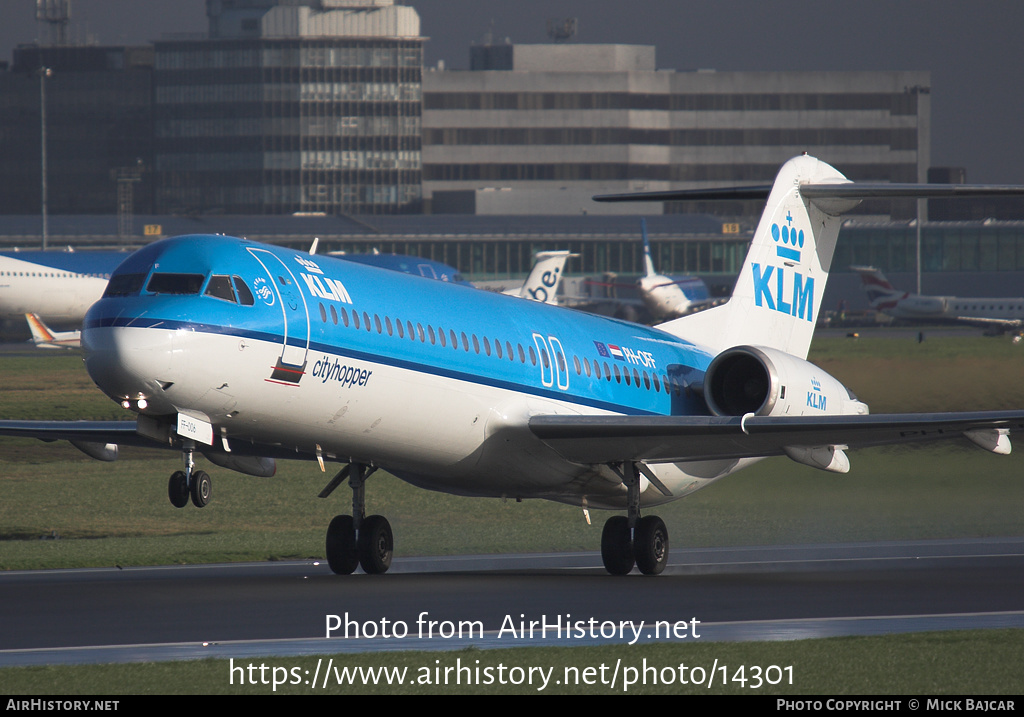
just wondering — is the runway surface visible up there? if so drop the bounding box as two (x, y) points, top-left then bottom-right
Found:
(2, 537), (1024, 666)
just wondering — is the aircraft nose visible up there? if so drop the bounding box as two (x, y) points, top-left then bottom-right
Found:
(82, 323), (176, 409)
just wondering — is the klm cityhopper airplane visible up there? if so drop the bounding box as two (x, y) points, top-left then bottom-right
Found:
(4, 155), (1024, 576)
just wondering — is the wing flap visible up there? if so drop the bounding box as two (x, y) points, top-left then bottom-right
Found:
(529, 411), (1024, 464)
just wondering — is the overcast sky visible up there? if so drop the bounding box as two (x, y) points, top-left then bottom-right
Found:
(3, 0), (1022, 182)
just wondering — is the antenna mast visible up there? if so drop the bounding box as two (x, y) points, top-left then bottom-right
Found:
(36, 0), (72, 46)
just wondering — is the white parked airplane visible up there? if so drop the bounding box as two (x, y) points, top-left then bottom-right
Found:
(0, 250), (123, 325)
(636, 219), (714, 320)
(3, 155), (1024, 576)
(853, 265), (1024, 330)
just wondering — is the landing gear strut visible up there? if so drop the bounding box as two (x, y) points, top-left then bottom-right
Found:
(600, 461), (669, 576)
(321, 463), (393, 575)
(167, 440), (212, 509)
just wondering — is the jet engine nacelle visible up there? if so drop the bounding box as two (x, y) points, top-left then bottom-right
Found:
(70, 440), (119, 462)
(703, 345), (868, 418)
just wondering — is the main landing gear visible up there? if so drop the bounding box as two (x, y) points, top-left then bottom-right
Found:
(167, 440), (212, 509)
(320, 463), (393, 575)
(600, 462), (669, 576)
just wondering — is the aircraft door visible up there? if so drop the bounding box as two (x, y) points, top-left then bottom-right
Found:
(532, 333), (553, 388)
(548, 336), (569, 390)
(532, 333), (569, 390)
(247, 248), (311, 383)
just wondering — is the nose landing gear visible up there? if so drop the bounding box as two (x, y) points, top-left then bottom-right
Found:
(166, 440), (212, 509)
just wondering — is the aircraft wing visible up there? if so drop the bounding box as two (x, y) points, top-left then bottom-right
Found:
(0, 418), (307, 462)
(952, 316), (1024, 329)
(529, 410), (1024, 464)
(0, 420), (152, 446)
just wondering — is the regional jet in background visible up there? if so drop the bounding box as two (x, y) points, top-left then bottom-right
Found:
(577, 221), (713, 323)
(853, 265), (1024, 330)
(635, 219), (715, 320)
(4, 155), (1024, 577)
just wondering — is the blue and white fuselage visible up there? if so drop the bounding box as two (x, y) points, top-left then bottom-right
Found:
(83, 234), (727, 507)
(11, 155), (1023, 576)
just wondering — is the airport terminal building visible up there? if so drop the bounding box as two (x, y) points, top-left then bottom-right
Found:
(423, 43), (930, 219)
(2, 0), (933, 220)
(153, 0), (425, 215)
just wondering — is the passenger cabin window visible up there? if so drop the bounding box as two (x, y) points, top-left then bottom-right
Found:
(103, 273), (146, 297)
(147, 273), (205, 295)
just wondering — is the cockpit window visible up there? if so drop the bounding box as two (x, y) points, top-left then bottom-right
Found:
(204, 275), (236, 303)
(103, 273), (146, 297)
(233, 276), (255, 306)
(146, 273), (205, 295)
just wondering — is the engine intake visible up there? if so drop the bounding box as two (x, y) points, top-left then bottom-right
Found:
(704, 345), (867, 418)
(704, 348), (776, 416)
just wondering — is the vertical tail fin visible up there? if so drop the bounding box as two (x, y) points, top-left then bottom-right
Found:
(519, 250), (576, 304)
(852, 266), (895, 291)
(25, 313), (81, 349)
(851, 266), (905, 309)
(25, 313), (56, 344)
(657, 155), (854, 359)
(641, 218), (657, 278)
(595, 154), (1024, 359)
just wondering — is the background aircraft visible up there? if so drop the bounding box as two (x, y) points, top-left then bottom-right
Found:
(635, 219), (715, 321)
(853, 265), (1024, 330)
(574, 221), (713, 323)
(3, 155), (1024, 578)
(25, 312), (80, 349)
(500, 250), (576, 304)
(0, 249), (123, 328)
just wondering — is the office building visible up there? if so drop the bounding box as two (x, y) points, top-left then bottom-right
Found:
(423, 43), (930, 218)
(0, 44), (155, 216)
(153, 0), (424, 215)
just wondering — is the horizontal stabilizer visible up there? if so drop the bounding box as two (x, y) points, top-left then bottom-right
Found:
(594, 186), (772, 202)
(594, 183), (1024, 204)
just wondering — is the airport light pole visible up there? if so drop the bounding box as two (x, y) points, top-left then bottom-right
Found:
(38, 66), (52, 251)
(916, 198), (922, 294)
